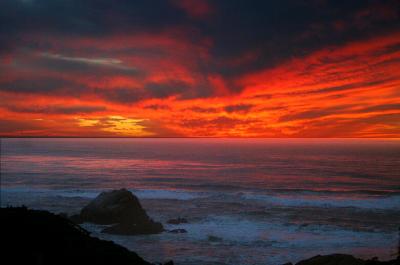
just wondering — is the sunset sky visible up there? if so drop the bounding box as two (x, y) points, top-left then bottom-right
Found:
(1, 0), (399, 137)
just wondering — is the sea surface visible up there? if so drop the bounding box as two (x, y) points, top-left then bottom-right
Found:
(1, 138), (399, 265)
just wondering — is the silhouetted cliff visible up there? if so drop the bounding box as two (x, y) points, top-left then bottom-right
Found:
(1, 207), (171, 265)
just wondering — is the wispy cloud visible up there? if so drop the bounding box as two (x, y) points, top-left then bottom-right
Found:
(41, 53), (137, 71)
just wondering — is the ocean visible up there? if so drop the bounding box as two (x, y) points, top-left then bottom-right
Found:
(1, 138), (399, 264)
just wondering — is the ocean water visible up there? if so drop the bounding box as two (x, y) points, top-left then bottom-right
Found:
(1, 138), (399, 264)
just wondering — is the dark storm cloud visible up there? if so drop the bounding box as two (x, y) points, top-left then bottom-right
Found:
(181, 116), (259, 129)
(206, 0), (400, 76)
(7, 105), (106, 115)
(1, 0), (399, 98)
(279, 105), (354, 122)
(0, 0), (187, 58)
(224, 104), (253, 113)
(146, 79), (215, 100)
(0, 78), (82, 94)
(96, 87), (144, 104)
(0, 76), (194, 104)
(94, 80), (192, 104)
(145, 80), (188, 99)
(371, 43), (400, 57)
(308, 78), (398, 95)
(0, 0), (185, 37)
(279, 103), (400, 123)
(0, 119), (42, 134)
(282, 78), (399, 97)
(188, 106), (218, 113)
(143, 104), (171, 110)
(2, 0), (399, 70)
(360, 103), (400, 113)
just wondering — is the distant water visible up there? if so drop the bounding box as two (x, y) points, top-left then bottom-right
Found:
(1, 138), (400, 265)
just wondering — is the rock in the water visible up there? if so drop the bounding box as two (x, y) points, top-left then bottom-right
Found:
(168, 229), (187, 234)
(75, 189), (163, 235)
(80, 189), (145, 224)
(167, 217), (188, 224)
(294, 254), (399, 265)
(207, 235), (223, 242)
(296, 254), (365, 265)
(102, 221), (164, 235)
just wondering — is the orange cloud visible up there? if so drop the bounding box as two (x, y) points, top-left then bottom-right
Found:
(1, 31), (399, 137)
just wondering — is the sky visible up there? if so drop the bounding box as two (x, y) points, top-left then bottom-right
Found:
(0, 0), (399, 137)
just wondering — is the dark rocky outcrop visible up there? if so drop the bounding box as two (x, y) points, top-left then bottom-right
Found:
(71, 189), (163, 235)
(102, 221), (163, 235)
(1, 207), (172, 265)
(290, 254), (399, 265)
(167, 217), (188, 225)
(207, 235), (223, 242)
(168, 229), (187, 234)
(296, 254), (365, 265)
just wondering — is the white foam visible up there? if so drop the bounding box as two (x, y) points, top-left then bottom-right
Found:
(164, 214), (396, 249)
(131, 189), (205, 200)
(0, 187), (206, 201)
(1, 187), (99, 200)
(3, 187), (399, 209)
(241, 192), (400, 210)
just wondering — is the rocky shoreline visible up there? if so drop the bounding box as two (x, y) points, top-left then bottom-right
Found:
(2, 189), (399, 265)
(1, 206), (173, 265)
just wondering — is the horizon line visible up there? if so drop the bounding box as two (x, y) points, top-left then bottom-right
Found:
(1, 136), (399, 140)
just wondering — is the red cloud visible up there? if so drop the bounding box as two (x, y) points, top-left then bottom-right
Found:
(171, 0), (214, 19)
(1, 30), (399, 137)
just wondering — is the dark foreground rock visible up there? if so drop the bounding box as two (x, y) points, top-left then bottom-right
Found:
(296, 254), (365, 265)
(71, 189), (163, 235)
(1, 207), (173, 265)
(102, 221), (163, 235)
(285, 254), (399, 265)
(168, 229), (187, 234)
(207, 235), (223, 242)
